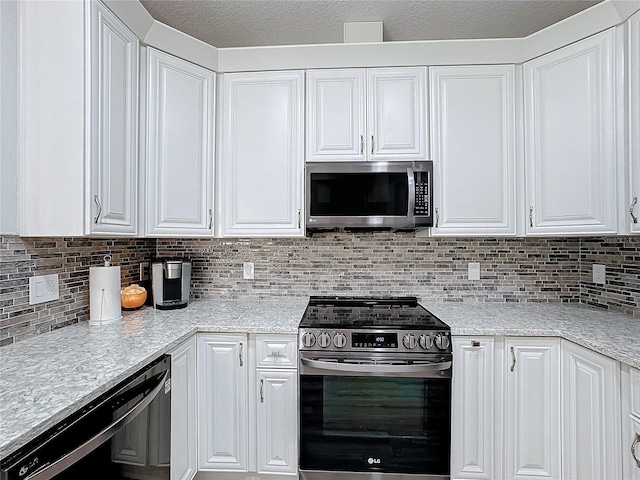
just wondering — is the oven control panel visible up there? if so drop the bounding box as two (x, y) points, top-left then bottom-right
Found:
(299, 329), (451, 353)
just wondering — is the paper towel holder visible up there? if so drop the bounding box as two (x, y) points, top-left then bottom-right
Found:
(89, 255), (123, 326)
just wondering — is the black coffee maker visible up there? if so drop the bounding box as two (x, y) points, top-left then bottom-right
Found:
(149, 259), (192, 309)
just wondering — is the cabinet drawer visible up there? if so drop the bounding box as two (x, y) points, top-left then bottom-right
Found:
(256, 335), (298, 368)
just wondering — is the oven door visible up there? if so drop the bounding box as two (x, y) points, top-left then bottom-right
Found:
(299, 352), (451, 480)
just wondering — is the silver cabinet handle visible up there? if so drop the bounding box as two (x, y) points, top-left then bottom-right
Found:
(631, 197), (638, 224)
(239, 342), (244, 367)
(632, 432), (640, 468)
(297, 209), (301, 229)
(208, 208), (213, 229)
(529, 206), (533, 228)
(360, 135), (364, 155)
(510, 346), (516, 372)
(434, 207), (439, 228)
(260, 379), (264, 403)
(93, 195), (102, 224)
(371, 135), (374, 155)
(471, 340), (480, 347)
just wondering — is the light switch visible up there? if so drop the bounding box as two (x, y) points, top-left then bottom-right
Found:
(593, 264), (606, 285)
(468, 263), (480, 281)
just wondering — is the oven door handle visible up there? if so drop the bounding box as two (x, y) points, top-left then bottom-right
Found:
(24, 370), (168, 480)
(300, 357), (451, 376)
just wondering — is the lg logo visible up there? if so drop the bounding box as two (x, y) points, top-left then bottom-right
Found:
(367, 457), (381, 465)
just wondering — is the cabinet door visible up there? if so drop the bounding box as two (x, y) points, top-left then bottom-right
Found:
(629, 12), (640, 233)
(220, 71), (304, 237)
(451, 337), (496, 480)
(89, 2), (139, 235)
(198, 334), (248, 471)
(430, 65), (516, 236)
(622, 365), (640, 479)
(307, 69), (366, 161)
(626, 415), (640, 479)
(367, 67), (427, 161)
(561, 340), (621, 479)
(256, 369), (298, 474)
(524, 29), (618, 235)
(146, 48), (215, 237)
(170, 336), (197, 480)
(504, 338), (560, 480)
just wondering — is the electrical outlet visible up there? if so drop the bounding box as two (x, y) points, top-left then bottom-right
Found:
(243, 262), (255, 280)
(468, 263), (480, 281)
(29, 274), (60, 305)
(593, 264), (606, 285)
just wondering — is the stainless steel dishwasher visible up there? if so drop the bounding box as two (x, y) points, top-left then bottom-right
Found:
(0, 355), (171, 480)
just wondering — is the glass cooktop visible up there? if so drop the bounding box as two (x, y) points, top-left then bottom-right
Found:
(299, 296), (449, 330)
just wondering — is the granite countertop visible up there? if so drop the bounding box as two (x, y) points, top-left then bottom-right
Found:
(1, 298), (639, 460)
(0, 298), (308, 459)
(424, 302), (640, 369)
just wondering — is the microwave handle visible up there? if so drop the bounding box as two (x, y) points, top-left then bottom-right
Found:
(407, 168), (416, 221)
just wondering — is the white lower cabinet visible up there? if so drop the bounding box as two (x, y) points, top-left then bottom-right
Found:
(622, 364), (640, 479)
(256, 369), (298, 474)
(504, 337), (561, 480)
(452, 336), (632, 480)
(451, 337), (497, 480)
(170, 336), (198, 480)
(197, 333), (298, 478)
(198, 333), (249, 471)
(561, 340), (621, 480)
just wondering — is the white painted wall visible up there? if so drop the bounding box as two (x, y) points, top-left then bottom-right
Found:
(0, 0), (18, 234)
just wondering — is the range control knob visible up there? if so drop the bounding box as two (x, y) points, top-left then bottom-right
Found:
(419, 334), (434, 350)
(403, 333), (418, 349)
(435, 333), (450, 351)
(333, 332), (347, 348)
(318, 332), (332, 348)
(301, 332), (316, 348)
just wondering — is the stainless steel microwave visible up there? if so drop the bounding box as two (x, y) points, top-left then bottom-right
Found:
(306, 161), (433, 230)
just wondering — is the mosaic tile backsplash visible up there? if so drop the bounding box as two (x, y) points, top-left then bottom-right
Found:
(1, 233), (639, 346)
(0, 236), (155, 346)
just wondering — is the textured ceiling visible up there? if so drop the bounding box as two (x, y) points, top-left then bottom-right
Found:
(139, 0), (603, 48)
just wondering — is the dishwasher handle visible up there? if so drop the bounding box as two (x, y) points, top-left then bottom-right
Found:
(24, 370), (168, 480)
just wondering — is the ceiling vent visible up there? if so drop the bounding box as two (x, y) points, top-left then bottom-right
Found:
(343, 21), (383, 43)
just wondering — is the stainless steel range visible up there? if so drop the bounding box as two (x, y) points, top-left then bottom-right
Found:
(298, 296), (452, 480)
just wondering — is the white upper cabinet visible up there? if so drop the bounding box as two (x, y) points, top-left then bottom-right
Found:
(524, 29), (619, 236)
(220, 71), (305, 237)
(430, 65), (517, 236)
(145, 48), (215, 237)
(19, 0), (139, 236)
(89, 1), (139, 235)
(629, 11), (640, 234)
(307, 67), (427, 162)
(306, 69), (366, 161)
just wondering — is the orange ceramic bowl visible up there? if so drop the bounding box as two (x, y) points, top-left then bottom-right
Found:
(121, 285), (147, 309)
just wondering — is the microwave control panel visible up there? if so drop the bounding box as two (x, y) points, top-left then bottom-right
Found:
(414, 171), (430, 216)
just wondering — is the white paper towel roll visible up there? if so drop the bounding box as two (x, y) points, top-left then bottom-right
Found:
(89, 260), (122, 326)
